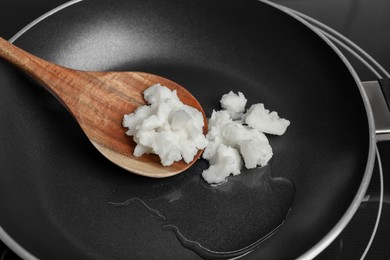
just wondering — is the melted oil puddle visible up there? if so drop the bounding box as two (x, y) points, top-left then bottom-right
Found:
(108, 164), (294, 259)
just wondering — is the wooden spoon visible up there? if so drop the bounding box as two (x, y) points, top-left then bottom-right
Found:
(0, 37), (207, 178)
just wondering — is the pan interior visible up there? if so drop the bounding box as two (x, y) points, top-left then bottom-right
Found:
(0, 0), (370, 259)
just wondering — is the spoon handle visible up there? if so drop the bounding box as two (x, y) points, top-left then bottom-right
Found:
(0, 37), (114, 135)
(0, 37), (58, 79)
(0, 37), (40, 69)
(0, 37), (74, 96)
(0, 37), (103, 119)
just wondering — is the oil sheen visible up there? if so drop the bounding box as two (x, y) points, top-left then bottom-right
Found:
(108, 163), (294, 259)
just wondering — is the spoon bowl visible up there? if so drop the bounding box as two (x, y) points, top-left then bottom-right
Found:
(0, 37), (207, 177)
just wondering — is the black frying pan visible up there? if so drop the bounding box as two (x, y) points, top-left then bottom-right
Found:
(0, 0), (387, 259)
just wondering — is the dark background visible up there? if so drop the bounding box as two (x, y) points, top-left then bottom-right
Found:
(0, 0), (389, 259)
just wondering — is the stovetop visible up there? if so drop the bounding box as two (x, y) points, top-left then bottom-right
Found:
(0, 0), (389, 259)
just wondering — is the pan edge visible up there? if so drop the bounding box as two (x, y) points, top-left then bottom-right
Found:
(0, 1), (378, 259)
(259, 1), (377, 259)
(0, 1), (84, 259)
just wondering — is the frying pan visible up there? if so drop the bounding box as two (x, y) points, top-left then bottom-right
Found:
(1, 0), (389, 259)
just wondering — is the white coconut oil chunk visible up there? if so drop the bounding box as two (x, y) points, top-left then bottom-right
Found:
(122, 84), (207, 166)
(201, 91), (290, 185)
(220, 91), (247, 120)
(243, 103), (290, 136)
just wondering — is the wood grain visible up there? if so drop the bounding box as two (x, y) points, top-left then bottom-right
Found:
(0, 37), (207, 177)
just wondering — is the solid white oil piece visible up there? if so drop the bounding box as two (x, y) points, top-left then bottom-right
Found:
(243, 103), (290, 136)
(202, 91), (290, 184)
(123, 84), (208, 166)
(220, 91), (247, 120)
(123, 87), (290, 184)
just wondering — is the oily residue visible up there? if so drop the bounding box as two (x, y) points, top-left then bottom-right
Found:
(108, 164), (294, 259)
(109, 198), (166, 221)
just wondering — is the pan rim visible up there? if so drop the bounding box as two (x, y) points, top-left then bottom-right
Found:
(1, 3), (84, 260)
(260, 0), (376, 259)
(0, 0), (377, 259)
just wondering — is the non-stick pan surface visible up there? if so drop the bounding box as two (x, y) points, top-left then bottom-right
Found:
(0, 0), (374, 259)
